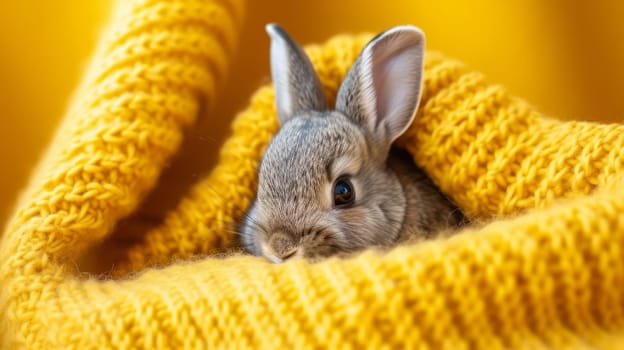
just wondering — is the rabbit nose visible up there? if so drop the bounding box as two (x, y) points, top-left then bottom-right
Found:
(268, 233), (298, 261)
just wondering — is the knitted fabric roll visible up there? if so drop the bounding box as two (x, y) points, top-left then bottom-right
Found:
(2, 1), (624, 350)
(0, 0), (245, 348)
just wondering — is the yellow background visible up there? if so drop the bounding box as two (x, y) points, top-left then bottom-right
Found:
(1, 0), (623, 227)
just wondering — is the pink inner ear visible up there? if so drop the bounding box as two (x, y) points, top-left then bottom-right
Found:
(371, 38), (423, 139)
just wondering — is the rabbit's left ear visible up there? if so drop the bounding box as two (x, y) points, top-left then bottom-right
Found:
(266, 23), (327, 125)
(335, 26), (426, 149)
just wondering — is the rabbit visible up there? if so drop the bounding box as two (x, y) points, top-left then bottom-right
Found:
(240, 23), (466, 263)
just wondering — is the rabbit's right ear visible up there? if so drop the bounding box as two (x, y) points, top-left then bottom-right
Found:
(266, 23), (327, 125)
(335, 26), (426, 153)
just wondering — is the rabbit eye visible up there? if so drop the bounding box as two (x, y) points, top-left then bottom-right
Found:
(333, 176), (355, 207)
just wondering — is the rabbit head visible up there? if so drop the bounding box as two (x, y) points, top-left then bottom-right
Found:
(242, 23), (426, 263)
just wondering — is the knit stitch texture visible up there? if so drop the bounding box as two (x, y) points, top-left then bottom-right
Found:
(2, 0), (624, 349)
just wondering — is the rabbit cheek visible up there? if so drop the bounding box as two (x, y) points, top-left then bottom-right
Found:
(333, 206), (388, 248)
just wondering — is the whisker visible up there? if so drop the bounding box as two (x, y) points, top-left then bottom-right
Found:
(221, 228), (243, 237)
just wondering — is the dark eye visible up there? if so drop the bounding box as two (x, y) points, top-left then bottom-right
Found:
(333, 176), (355, 207)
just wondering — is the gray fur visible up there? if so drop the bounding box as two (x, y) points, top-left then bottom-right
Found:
(242, 24), (465, 263)
(266, 24), (327, 124)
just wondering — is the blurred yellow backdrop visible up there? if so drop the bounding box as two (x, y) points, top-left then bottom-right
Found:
(1, 0), (623, 227)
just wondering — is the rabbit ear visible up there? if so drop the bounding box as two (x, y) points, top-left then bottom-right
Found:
(336, 26), (425, 149)
(266, 23), (327, 125)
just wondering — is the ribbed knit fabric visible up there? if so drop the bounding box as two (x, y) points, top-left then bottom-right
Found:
(2, 0), (624, 349)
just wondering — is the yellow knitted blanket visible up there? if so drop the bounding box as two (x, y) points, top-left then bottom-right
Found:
(2, 0), (624, 349)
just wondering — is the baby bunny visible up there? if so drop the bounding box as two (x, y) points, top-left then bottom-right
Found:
(241, 23), (465, 263)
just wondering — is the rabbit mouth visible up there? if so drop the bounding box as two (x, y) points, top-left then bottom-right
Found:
(255, 223), (354, 263)
(262, 246), (299, 264)
(260, 234), (302, 263)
